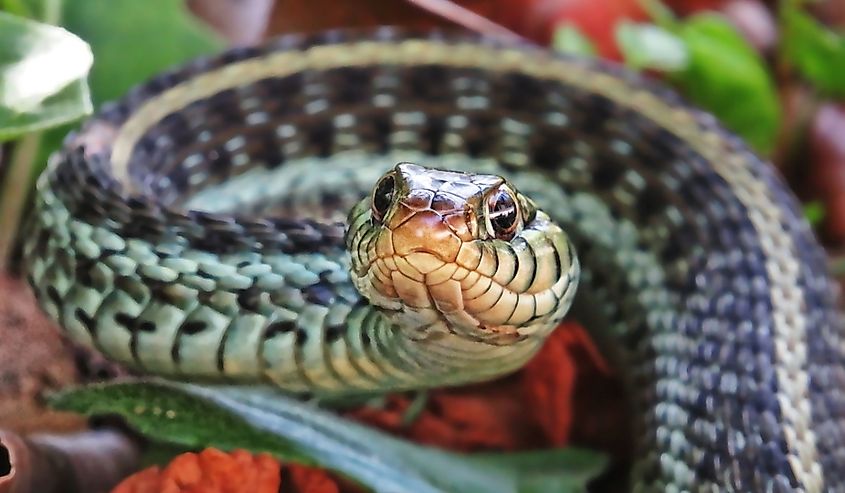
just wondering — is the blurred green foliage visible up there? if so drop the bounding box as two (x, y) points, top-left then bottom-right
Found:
(782, 1), (845, 99)
(673, 14), (781, 154)
(553, 23), (598, 57)
(616, 22), (689, 71)
(804, 201), (826, 227)
(61, 0), (223, 107)
(616, 12), (780, 154)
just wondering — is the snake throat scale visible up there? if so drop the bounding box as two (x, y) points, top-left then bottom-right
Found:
(20, 30), (845, 491)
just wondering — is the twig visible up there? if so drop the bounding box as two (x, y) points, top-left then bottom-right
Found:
(0, 0), (65, 272)
(404, 0), (526, 42)
(0, 134), (41, 271)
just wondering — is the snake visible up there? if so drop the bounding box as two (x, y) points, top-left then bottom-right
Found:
(20, 29), (845, 492)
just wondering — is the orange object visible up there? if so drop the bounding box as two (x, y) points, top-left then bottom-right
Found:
(523, 322), (630, 459)
(348, 320), (626, 456)
(111, 448), (339, 493)
(522, 322), (598, 446)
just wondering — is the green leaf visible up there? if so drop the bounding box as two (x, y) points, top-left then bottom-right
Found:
(616, 22), (689, 71)
(61, 0), (223, 107)
(672, 14), (781, 154)
(640, 0), (678, 29)
(613, 11), (780, 153)
(0, 78), (89, 140)
(0, 10), (92, 140)
(13, 0), (61, 23)
(50, 380), (607, 493)
(804, 200), (825, 227)
(781, 2), (845, 98)
(467, 450), (608, 493)
(0, 0), (34, 17)
(552, 24), (597, 57)
(49, 381), (316, 464)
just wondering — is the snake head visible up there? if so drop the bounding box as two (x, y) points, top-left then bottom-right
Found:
(346, 163), (579, 344)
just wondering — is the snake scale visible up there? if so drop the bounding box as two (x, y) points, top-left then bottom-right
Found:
(20, 29), (845, 492)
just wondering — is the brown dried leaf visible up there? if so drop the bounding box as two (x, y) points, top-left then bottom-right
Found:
(0, 275), (82, 433)
(0, 274), (132, 433)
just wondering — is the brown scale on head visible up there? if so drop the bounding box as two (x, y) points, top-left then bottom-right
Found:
(347, 163), (580, 345)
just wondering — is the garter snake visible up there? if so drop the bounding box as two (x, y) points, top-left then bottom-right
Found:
(20, 29), (845, 492)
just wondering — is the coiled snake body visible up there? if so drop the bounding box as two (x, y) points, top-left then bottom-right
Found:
(21, 30), (845, 492)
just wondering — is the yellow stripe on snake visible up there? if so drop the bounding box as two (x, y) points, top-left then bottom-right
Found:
(21, 30), (845, 492)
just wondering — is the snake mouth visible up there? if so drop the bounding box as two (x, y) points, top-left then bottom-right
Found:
(359, 240), (579, 344)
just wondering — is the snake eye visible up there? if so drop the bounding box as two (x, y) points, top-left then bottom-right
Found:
(487, 187), (519, 240)
(371, 173), (395, 223)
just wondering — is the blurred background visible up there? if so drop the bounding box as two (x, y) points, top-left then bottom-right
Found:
(0, 0), (843, 491)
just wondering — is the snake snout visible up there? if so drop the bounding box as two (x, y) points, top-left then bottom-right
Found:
(389, 209), (463, 260)
(365, 199), (472, 318)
